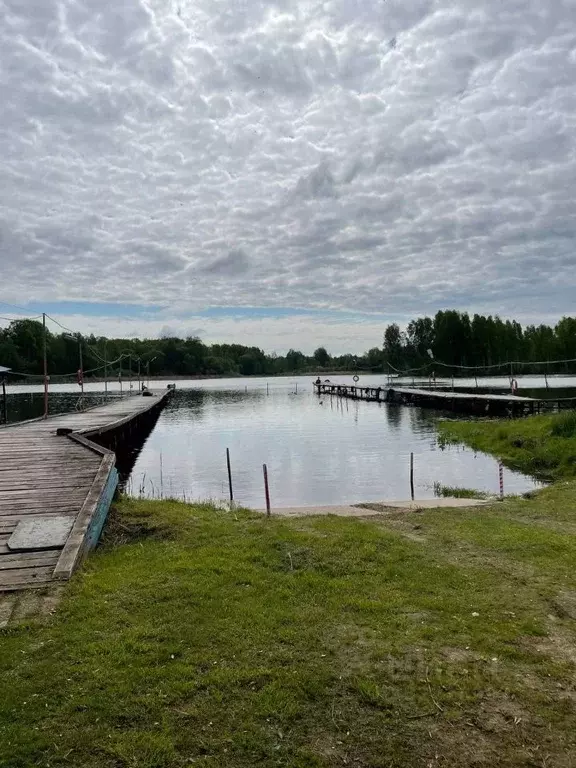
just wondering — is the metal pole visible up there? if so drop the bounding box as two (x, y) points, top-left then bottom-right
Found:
(410, 452), (415, 501)
(263, 463), (271, 516)
(42, 313), (48, 418)
(138, 359), (141, 391)
(1, 378), (7, 425)
(128, 354), (132, 395)
(104, 340), (108, 399)
(119, 357), (123, 394)
(78, 334), (84, 397)
(499, 462), (504, 499)
(226, 448), (234, 504)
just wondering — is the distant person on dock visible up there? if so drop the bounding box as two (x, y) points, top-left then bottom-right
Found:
(315, 377), (321, 386)
(511, 378), (518, 396)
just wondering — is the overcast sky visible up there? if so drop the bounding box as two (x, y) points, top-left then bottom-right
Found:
(1, 0), (575, 353)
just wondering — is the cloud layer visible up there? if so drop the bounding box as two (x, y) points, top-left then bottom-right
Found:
(1, 0), (576, 334)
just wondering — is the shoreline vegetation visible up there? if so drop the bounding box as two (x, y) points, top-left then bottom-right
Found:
(2, 311), (576, 382)
(2, 412), (576, 766)
(438, 410), (576, 482)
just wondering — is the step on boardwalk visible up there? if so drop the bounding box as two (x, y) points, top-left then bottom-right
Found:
(0, 391), (170, 592)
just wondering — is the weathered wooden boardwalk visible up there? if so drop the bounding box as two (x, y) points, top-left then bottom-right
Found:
(314, 382), (576, 416)
(0, 391), (170, 592)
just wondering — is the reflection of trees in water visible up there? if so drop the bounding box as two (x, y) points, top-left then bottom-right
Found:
(383, 403), (403, 433)
(161, 388), (266, 422)
(4, 391), (119, 424)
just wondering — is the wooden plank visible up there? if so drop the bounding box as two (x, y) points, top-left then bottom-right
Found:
(0, 457), (98, 464)
(0, 566), (55, 588)
(0, 504), (87, 515)
(0, 478), (96, 491)
(0, 488), (90, 499)
(0, 391), (170, 592)
(0, 505), (87, 515)
(54, 455), (116, 580)
(0, 471), (97, 481)
(0, 554), (59, 570)
(0, 550), (62, 564)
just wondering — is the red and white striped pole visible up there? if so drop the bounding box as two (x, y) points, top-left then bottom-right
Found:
(498, 462), (504, 499)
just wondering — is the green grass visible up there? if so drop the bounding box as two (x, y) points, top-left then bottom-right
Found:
(439, 410), (576, 481)
(432, 483), (489, 499)
(2, 494), (576, 767)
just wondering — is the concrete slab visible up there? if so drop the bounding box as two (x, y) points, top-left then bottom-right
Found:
(374, 498), (493, 509)
(7, 516), (74, 552)
(262, 505), (376, 518)
(262, 498), (493, 517)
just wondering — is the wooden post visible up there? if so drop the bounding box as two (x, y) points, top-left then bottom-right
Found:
(263, 463), (271, 516)
(295, 382), (298, 394)
(544, 372), (549, 389)
(226, 448), (234, 504)
(42, 313), (48, 419)
(267, 382), (269, 395)
(410, 453), (415, 501)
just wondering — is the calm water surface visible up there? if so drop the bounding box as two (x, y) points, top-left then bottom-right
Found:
(121, 377), (542, 507)
(4, 375), (556, 506)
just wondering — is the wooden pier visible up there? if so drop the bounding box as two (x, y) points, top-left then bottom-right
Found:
(0, 391), (171, 592)
(314, 383), (576, 416)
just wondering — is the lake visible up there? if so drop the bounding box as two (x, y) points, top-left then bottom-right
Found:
(3, 374), (554, 507)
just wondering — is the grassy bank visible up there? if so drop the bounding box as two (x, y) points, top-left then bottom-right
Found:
(2, 491), (576, 767)
(439, 410), (576, 482)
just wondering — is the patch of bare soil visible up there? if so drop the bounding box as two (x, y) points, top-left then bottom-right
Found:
(531, 621), (576, 666)
(0, 586), (65, 627)
(100, 506), (173, 547)
(372, 517), (428, 543)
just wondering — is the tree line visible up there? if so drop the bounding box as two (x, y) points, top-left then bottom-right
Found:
(0, 311), (575, 380)
(384, 311), (576, 374)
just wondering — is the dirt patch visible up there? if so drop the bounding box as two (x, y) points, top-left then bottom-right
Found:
(356, 503), (412, 514)
(0, 586), (65, 627)
(441, 647), (484, 663)
(101, 507), (173, 547)
(373, 518), (428, 543)
(531, 623), (576, 666)
(550, 591), (576, 620)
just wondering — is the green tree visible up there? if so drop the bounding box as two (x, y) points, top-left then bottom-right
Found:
(383, 324), (404, 369)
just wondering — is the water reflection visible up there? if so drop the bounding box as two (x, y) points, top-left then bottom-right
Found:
(126, 387), (541, 508)
(2, 391), (123, 423)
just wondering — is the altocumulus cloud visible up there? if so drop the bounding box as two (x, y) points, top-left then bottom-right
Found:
(1, 0), (576, 331)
